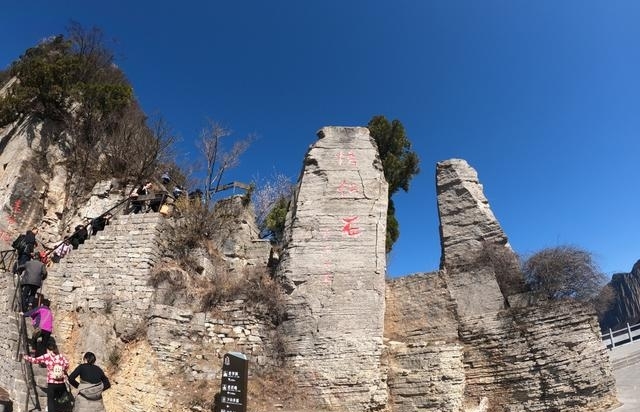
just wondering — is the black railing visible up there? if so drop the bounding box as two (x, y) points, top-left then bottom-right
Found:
(11, 270), (41, 411)
(0, 249), (16, 273)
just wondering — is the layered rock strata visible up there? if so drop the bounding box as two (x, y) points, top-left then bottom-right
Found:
(436, 159), (618, 411)
(277, 126), (389, 410)
(436, 159), (509, 316)
(385, 273), (465, 412)
(459, 301), (618, 411)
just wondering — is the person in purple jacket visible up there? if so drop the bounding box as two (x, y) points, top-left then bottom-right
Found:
(20, 297), (53, 356)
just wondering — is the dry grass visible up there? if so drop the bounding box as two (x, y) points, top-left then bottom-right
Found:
(247, 369), (322, 412)
(201, 266), (287, 326)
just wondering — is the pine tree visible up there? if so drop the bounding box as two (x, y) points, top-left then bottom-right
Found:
(367, 115), (420, 253)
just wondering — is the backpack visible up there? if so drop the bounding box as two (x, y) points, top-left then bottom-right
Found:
(52, 362), (65, 381)
(12, 234), (27, 253)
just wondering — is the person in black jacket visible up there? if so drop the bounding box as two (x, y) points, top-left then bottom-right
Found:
(17, 227), (38, 266)
(90, 213), (112, 235)
(68, 352), (111, 410)
(69, 224), (89, 250)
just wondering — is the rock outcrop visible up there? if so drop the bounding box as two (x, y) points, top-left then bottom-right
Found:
(209, 194), (271, 270)
(277, 126), (389, 410)
(459, 302), (617, 411)
(601, 260), (640, 331)
(433, 159), (617, 411)
(436, 159), (510, 316)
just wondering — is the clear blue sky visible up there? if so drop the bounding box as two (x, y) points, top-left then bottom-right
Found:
(2, 1), (639, 277)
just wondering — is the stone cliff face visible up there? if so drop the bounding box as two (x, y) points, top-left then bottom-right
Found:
(0, 120), (621, 412)
(385, 273), (465, 412)
(277, 126), (389, 410)
(601, 260), (640, 331)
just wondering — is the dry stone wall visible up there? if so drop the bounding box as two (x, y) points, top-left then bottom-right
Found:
(45, 213), (166, 340)
(0, 206), (279, 412)
(277, 126), (389, 410)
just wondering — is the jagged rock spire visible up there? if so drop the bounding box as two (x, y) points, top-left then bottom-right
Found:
(436, 158), (508, 315)
(277, 126), (389, 410)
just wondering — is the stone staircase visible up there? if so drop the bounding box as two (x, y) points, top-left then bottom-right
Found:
(0, 212), (169, 412)
(42, 212), (169, 340)
(50, 212), (166, 273)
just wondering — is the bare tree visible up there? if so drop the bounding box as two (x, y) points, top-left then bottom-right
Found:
(197, 119), (252, 207)
(522, 245), (608, 302)
(476, 241), (527, 298)
(251, 172), (293, 232)
(95, 106), (175, 185)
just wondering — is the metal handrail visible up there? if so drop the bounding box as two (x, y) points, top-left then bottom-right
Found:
(12, 272), (41, 411)
(0, 249), (16, 273)
(43, 195), (133, 258)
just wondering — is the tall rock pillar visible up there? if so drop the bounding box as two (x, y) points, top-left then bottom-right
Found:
(436, 159), (508, 316)
(277, 127), (388, 410)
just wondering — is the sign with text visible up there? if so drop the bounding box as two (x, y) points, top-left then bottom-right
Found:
(219, 352), (248, 412)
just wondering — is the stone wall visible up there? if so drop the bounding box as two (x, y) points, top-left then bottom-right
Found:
(45, 213), (166, 341)
(277, 127), (389, 410)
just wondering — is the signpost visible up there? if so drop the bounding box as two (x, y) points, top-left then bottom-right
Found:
(219, 352), (248, 412)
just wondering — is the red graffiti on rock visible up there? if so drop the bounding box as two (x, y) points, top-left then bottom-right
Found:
(341, 216), (362, 237)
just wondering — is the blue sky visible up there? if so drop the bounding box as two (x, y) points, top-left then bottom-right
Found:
(1, 1), (639, 277)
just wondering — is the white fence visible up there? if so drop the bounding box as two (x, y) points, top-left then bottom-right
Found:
(602, 322), (640, 350)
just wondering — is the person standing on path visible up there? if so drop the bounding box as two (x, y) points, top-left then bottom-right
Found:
(68, 351), (111, 412)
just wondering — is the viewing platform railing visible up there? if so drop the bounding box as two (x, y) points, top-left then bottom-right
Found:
(602, 322), (640, 350)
